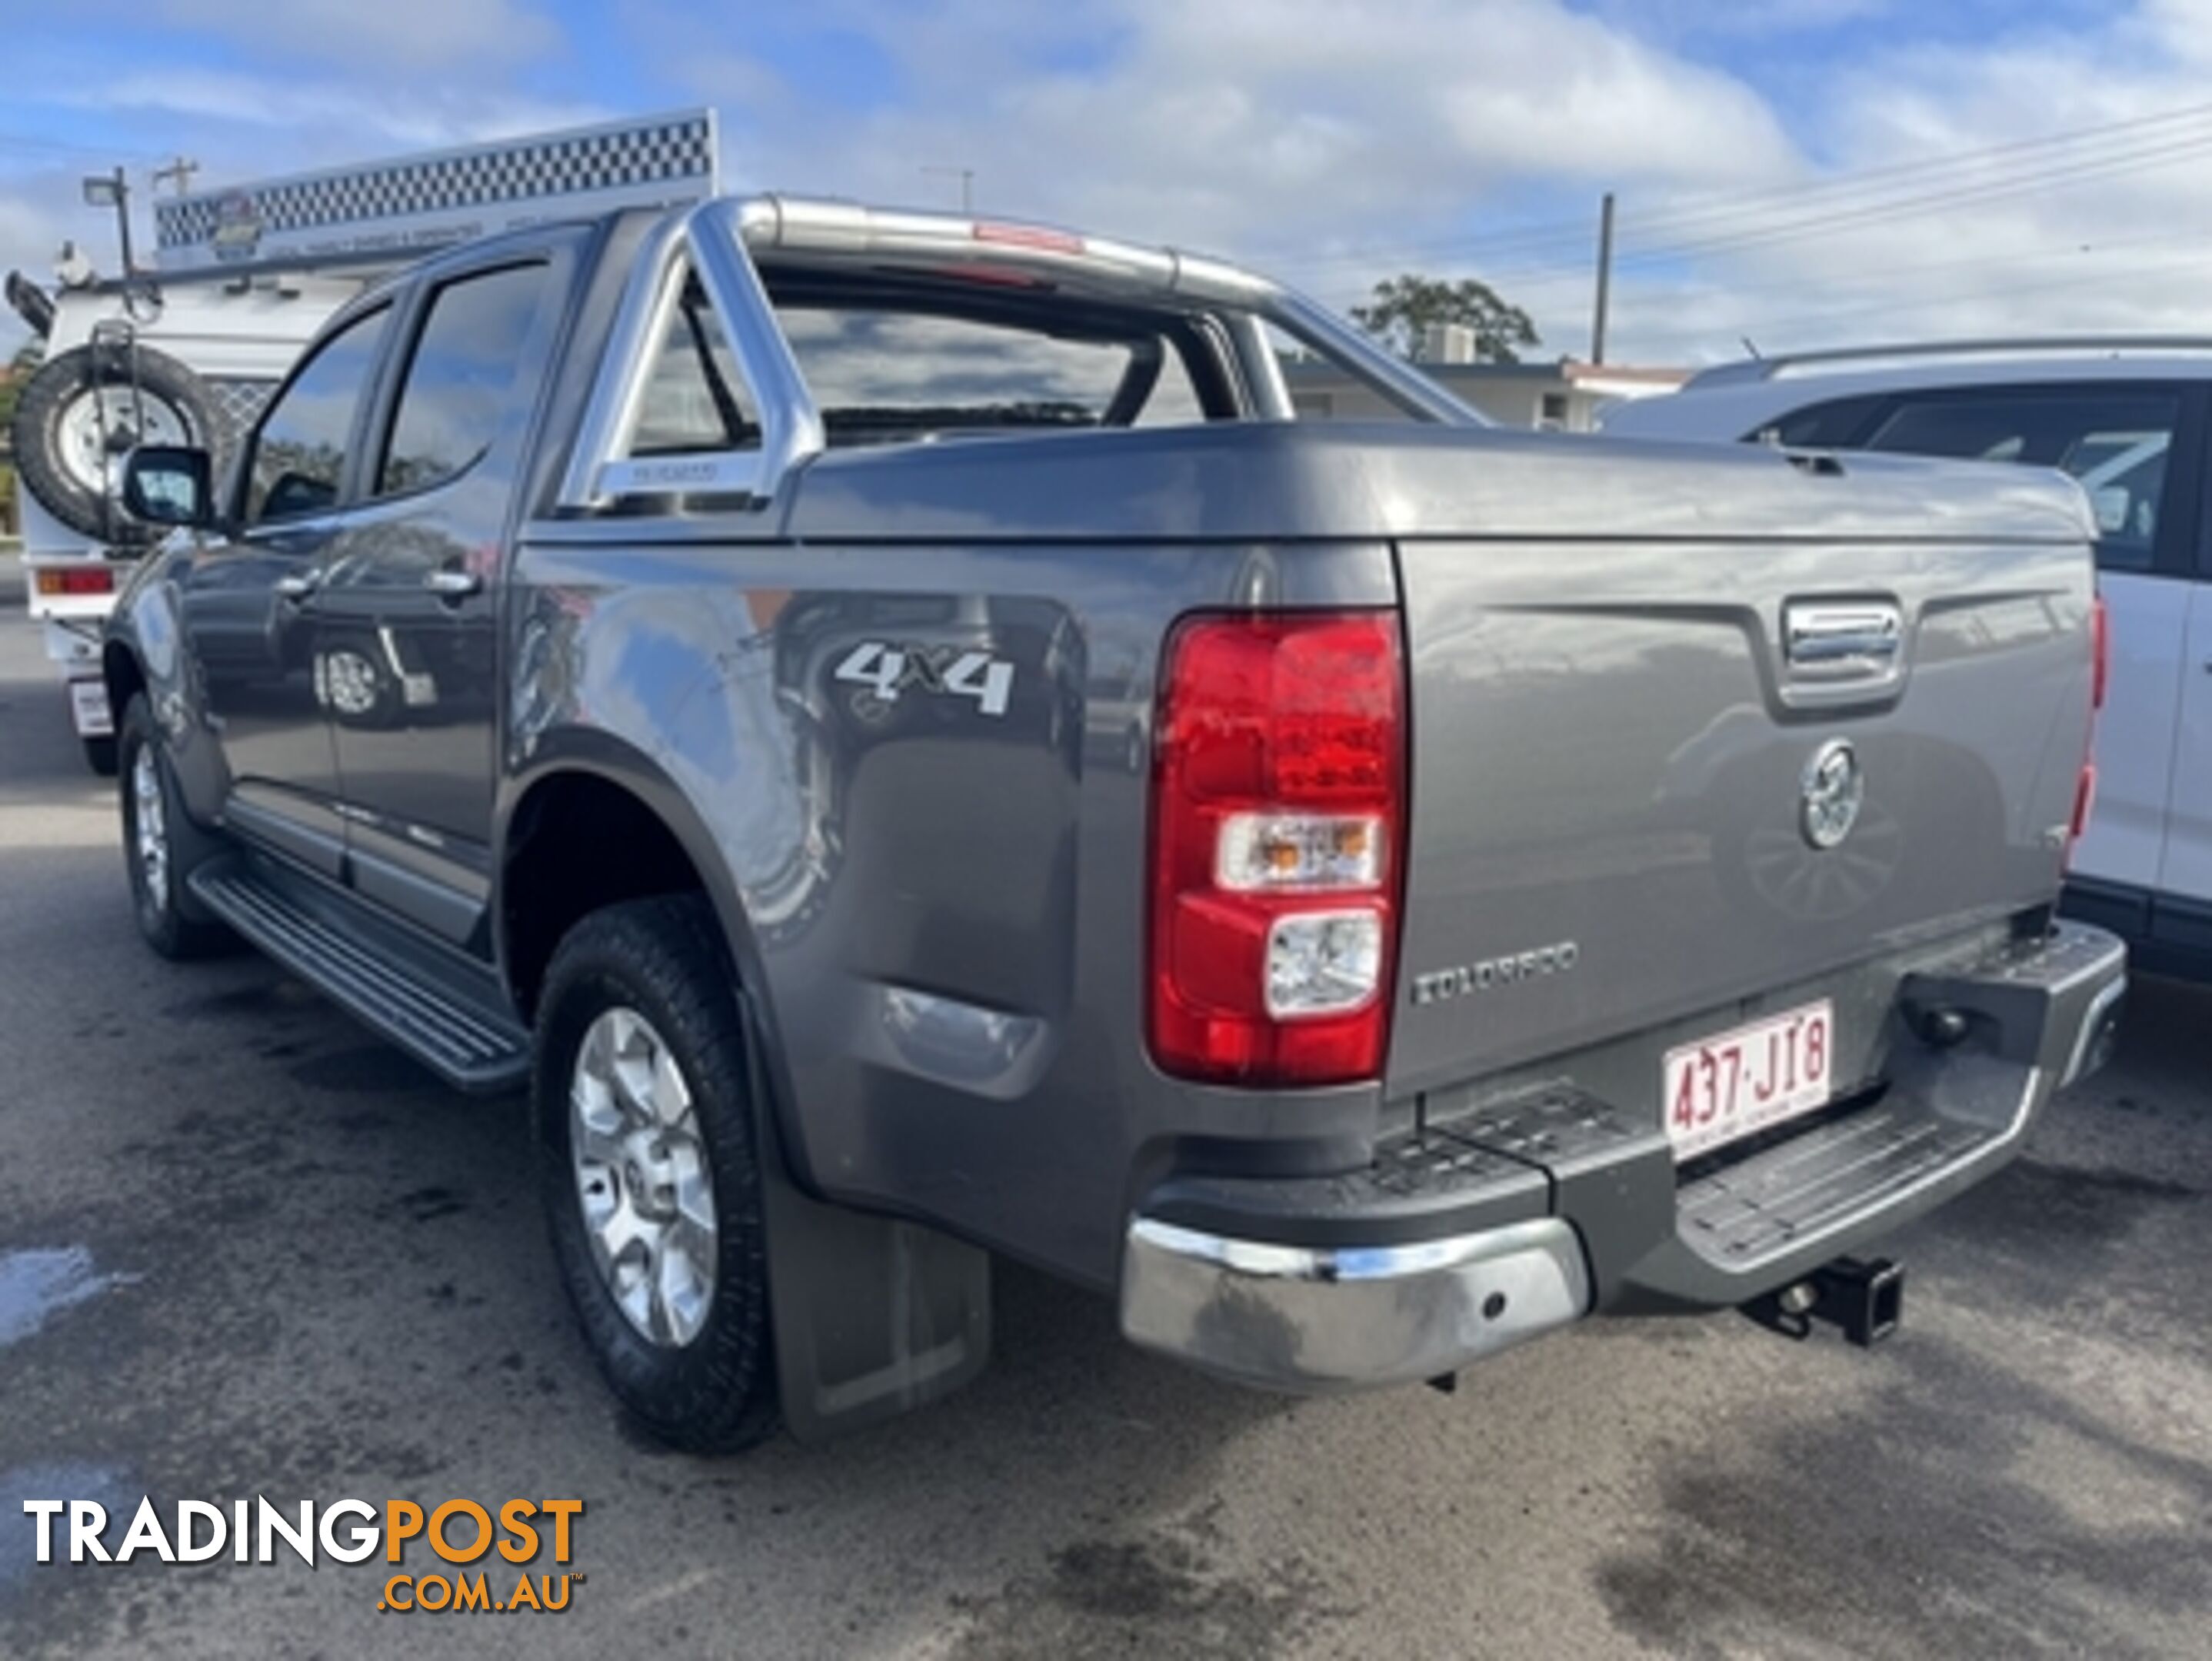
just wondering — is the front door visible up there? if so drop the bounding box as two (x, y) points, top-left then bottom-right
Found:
(315, 255), (566, 947)
(178, 304), (393, 877)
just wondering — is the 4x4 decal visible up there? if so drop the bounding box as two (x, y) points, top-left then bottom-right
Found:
(832, 641), (1014, 718)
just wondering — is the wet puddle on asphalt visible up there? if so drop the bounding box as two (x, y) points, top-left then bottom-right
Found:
(0, 1247), (137, 1349)
(0, 1461), (134, 1593)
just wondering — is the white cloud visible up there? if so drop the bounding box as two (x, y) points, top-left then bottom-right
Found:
(698, 0), (1801, 296)
(145, 0), (560, 69)
(52, 68), (609, 155)
(9, 0), (2212, 370)
(690, 0), (2212, 364)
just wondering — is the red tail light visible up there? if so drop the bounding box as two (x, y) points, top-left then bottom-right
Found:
(2064, 594), (2109, 870)
(2070, 762), (2098, 847)
(1148, 611), (1406, 1087)
(35, 568), (115, 597)
(2090, 594), (2109, 711)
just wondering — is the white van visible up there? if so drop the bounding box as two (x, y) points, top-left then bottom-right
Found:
(1604, 339), (2212, 980)
(5, 107), (717, 771)
(8, 265), (366, 771)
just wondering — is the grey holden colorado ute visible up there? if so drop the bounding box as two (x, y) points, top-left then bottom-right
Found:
(103, 195), (2127, 1452)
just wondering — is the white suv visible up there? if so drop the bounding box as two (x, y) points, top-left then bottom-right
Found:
(1604, 340), (2212, 980)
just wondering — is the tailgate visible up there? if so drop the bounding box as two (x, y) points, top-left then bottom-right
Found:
(1386, 463), (2098, 1096)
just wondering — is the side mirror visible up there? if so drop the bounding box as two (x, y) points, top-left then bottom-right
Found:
(122, 444), (215, 530)
(2089, 484), (2131, 537)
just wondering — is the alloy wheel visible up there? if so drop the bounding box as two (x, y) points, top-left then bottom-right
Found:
(569, 1007), (719, 1347)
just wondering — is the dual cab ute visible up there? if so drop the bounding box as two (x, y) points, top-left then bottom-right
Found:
(103, 195), (2127, 1450)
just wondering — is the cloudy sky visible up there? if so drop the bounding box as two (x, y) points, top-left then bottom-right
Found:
(6, 0), (2212, 364)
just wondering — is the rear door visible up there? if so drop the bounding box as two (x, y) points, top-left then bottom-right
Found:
(314, 249), (571, 947)
(178, 302), (393, 875)
(1848, 382), (2207, 903)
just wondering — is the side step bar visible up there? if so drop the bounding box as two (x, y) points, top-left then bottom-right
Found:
(190, 857), (530, 1093)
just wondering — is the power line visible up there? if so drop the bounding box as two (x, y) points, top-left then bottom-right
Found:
(1624, 248), (2212, 355)
(0, 131), (167, 164)
(1262, 98), (2212, 281)
(1581, 226), (2212, 316)
(1598, 128), (2212, 270)
(1284, 122), (2212, 315)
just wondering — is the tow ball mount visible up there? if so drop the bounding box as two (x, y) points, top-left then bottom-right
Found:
(1744, 1257), (1904, 1348)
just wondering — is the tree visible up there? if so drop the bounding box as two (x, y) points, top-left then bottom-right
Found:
(0, 338), (40, 424)
(1350, 274), (1539, 364)
(2, 339), (41, 537)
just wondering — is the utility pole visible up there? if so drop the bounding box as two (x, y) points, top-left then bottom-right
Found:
(152, 155), (200, 197)
(1590, 190), (1615, 366)
(921, 165), (975, 214)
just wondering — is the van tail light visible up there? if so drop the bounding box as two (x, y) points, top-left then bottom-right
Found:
(2064, 594), (2109, 870)
(1148, 611), (1406, 1087)
(34, 567), (115, 597)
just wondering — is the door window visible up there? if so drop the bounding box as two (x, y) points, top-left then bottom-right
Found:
(378, 263), (551, 496)
(243, 307), (391, 526)
(1860, 388), (2184, 573)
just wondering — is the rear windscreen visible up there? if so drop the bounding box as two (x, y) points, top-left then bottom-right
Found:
(772, 305), (1204, 445)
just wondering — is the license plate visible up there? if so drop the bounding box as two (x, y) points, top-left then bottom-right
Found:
(1663, 1000), (1834, 1161)
(68, 679), (113, 738)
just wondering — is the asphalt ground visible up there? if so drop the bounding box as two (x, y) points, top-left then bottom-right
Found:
(0, 554), (2206, 1659)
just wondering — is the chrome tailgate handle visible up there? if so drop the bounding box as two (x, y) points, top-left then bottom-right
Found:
(1786, 601), (1903, 680)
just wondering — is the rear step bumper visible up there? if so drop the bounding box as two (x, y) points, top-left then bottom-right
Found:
(1118, 922), (2124, 1392)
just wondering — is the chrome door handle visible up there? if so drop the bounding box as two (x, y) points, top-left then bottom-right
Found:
(423, 569), (481, 601)
(273, 572), (319, 600)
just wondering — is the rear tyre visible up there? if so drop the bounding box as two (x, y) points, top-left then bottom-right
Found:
(116, 695), (232, 959)
(82, 734), (118, 777)
(534, 895), (780, 1454)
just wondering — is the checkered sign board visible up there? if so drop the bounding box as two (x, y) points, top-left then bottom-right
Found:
(155, 110), (717, 272)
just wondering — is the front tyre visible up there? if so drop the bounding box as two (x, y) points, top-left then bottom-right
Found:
(534, 895), (779, 1453)
(117, 695), (231, 960)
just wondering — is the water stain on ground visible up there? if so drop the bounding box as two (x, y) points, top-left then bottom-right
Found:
(0, 1463), (134, 1593)
(287, 1046), (437, 1095)
(160, 980), (320, 1024)
(0, 1250), (138, 1350)
(1925, 1156), (2200, 1253)
(394, 1187), (468, 1223)
(948, 1511), (1353, 1659)
(1594, 1333), (2212, 1660)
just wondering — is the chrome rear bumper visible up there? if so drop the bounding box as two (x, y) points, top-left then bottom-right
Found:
(1118, 1215), (1590, 1393)
(1118, 922), (2127, 1392)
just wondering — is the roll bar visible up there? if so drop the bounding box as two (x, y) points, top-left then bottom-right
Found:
(557, 194), (1484, 514)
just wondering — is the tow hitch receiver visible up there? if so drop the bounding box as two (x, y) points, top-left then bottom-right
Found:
(1744, 1257), (1904, 1348)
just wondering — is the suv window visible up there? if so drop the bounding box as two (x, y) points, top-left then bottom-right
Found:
(1753, 394), (1885, 450)
(632, 278), (760, 456)
(775, 308), (1204, 445)
(244, 306), (391, 524)
(1860, 388), (2183, 573)
(378, 264), (550, 496)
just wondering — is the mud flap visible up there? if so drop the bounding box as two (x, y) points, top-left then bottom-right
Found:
(756, 1115), (992, 1443)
